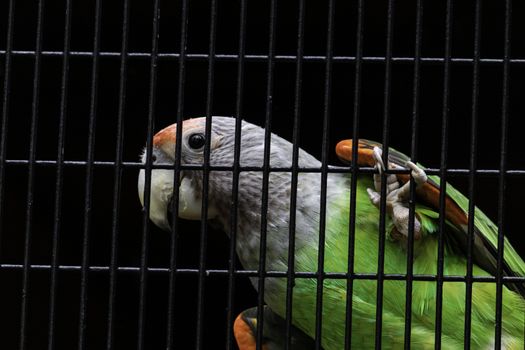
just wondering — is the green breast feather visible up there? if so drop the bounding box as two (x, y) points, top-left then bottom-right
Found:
(273, 175), (524, 350)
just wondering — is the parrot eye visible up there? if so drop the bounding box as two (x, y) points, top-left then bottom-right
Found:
(188, 133), (206, 149)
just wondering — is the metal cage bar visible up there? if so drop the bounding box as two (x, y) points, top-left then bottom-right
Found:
(313, 0), (335, 348)
(77, 0), (102, 348)
(464, 0), (482, 347)
(47, 0), (73, 348)
(495, 1), (513, 348)
(2, 50), (525, 65)
(2, 263), (525, 282)
(344, 0), (364, 348)
(255, 1), (278, 348)
(165, 0), (189, 348)
(5, 160), (525, 176)
(19, 1), (45, 349)
(283, 1), (305, 349)
(224, 1), (247, 349)
(0, 0), (15, 266)
(137, 1), (161, 349)
(404, 0), (424, 348)
(105, 0), (130, 348)
(195, 0), (218, 347)
(434, 0), (454, 348)
(375, 0), (396, 347)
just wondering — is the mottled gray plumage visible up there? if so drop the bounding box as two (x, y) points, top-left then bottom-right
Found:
(176, 117), (346, 281)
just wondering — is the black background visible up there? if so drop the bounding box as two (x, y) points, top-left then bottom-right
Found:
(1, 0), (524, 349)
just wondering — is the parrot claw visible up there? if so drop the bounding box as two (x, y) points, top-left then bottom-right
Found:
(367, 148), (426, 243)
(405, 160), (428, 186)
(371, 146), (400, 194)
(367, 187), (381, 207)
(372, 146), (386, 173)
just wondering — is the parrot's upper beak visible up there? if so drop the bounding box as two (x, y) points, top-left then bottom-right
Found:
(138, 122), (210, 231)
(138, 167), (174, 231)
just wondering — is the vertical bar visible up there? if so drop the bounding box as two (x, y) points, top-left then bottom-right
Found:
(314, 1), (335, 349)
(494, 1), (512, 348)
(165, 0), (188, 347)
(284, 0), (305, 349)
(404, 0), (424, 348)
(344, 1), (365, 348)
(376, 0), (395, 348)
(78, 0), (102, 348)
(225, 0), (247, 348)
(19, 1), (45, 349)
(106, 0), (130, 348)
(255, 1), (277, 348)
(137, 1), (161, 349)
(195, 0), (218, 348)
(48, 0), (72, 349)
(0, 0), (15, 258)
(434, 0), (453, 348)
(464, 1), (482, 348)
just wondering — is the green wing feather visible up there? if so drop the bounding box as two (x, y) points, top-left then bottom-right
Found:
(431, 176), (525, 283)
(369, 140), (525, 295)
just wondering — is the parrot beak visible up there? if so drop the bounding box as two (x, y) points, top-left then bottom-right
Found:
(138, 167), (174, 231)
(138, 122), (210, 232)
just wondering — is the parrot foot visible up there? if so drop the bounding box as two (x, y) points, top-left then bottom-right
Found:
(234, 306), (315, 350)
(367, 147), (427, 241)
(371, 147), (401, 194)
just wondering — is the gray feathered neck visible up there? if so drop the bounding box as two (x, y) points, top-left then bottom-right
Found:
(185, 117), (347, 270)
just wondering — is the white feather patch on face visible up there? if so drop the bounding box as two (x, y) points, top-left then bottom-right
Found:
(178, 177), (203, 220)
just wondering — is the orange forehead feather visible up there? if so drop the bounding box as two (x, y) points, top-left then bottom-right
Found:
(153, 123), (177, 148)
(153, 118), (204, 155)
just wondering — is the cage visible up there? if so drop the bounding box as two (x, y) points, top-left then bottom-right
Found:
(1, 0), (524, 349)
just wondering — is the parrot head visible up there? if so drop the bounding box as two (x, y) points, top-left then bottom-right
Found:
(137, 117), (225, 231)
(138, 116), (320, 264)
(138, 116), (314, 231)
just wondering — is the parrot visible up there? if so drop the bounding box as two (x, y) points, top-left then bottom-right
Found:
(137, 116), (525, 349)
